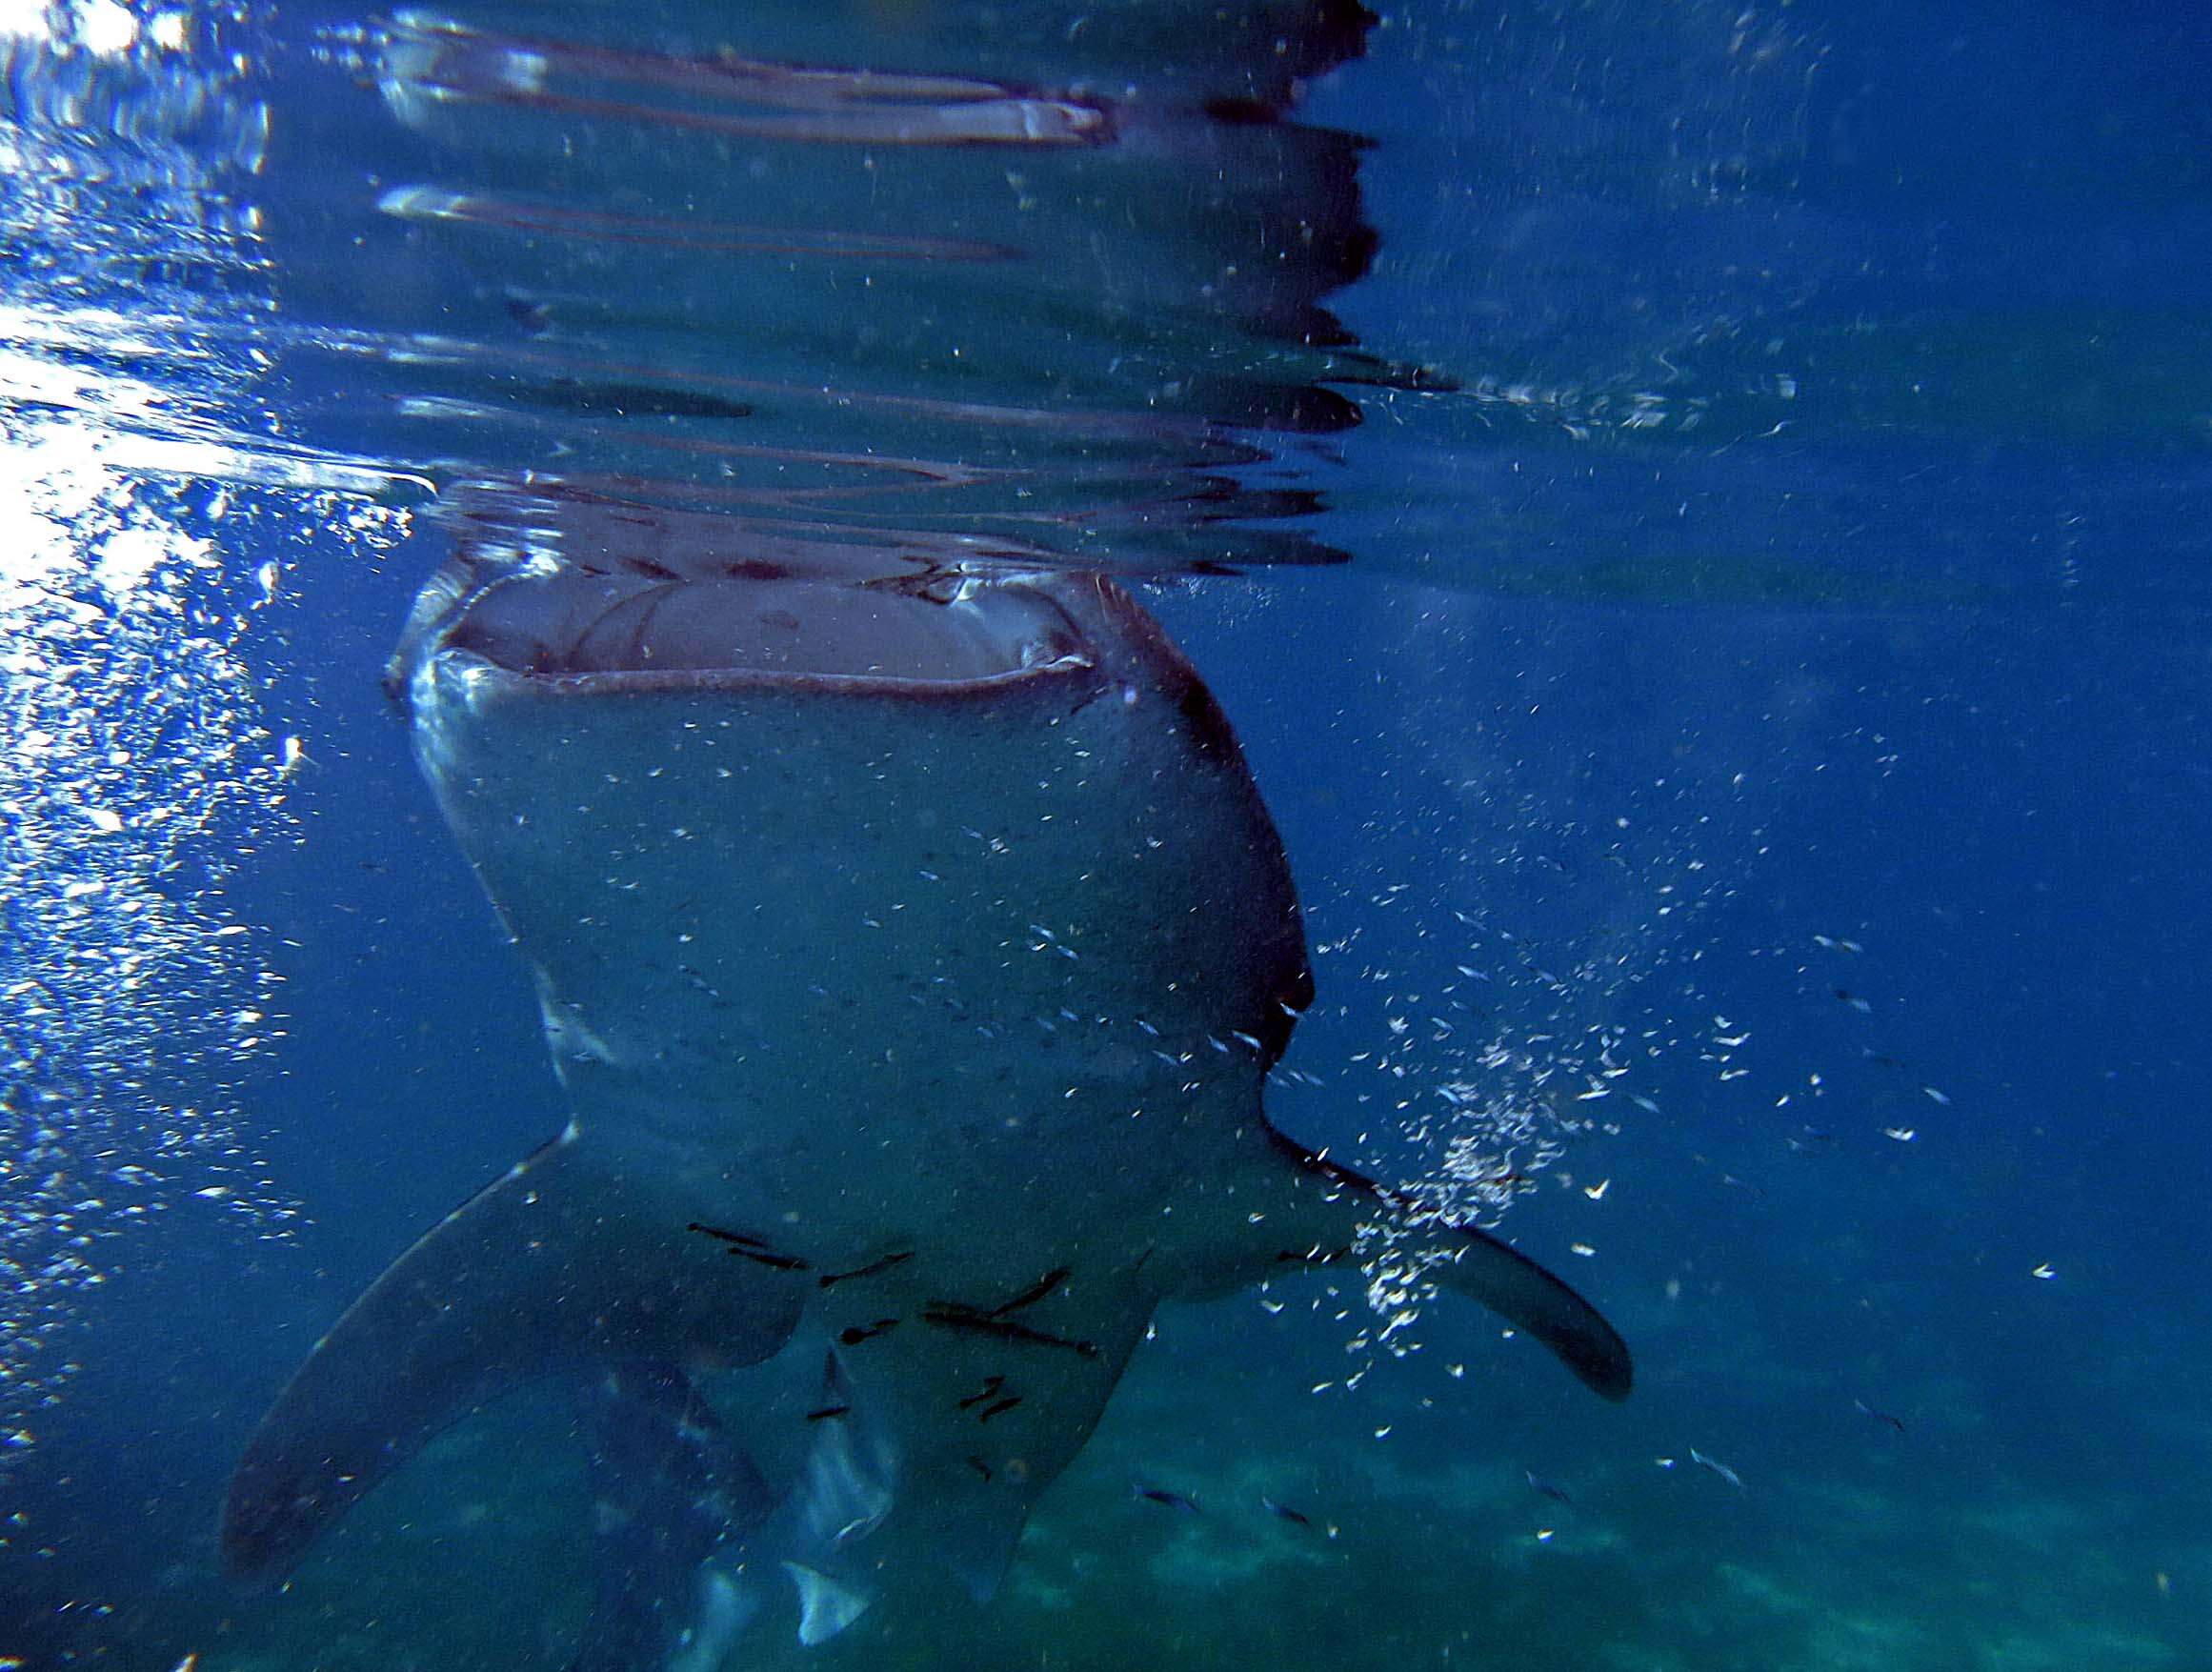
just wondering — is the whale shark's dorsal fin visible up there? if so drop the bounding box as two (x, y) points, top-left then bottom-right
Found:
(222, 1133), (807, 1585)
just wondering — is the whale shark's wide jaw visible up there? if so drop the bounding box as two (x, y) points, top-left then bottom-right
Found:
(455, 567), (1093, 684)
(394, 554), (1100, 702)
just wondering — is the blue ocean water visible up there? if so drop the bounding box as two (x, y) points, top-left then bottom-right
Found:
(1, 2), (2207, 1668)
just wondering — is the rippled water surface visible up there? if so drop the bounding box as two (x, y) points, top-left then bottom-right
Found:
(3, 2), (2208, 1668)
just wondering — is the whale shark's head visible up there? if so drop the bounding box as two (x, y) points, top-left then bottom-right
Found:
(385, 500), (1315, 1086)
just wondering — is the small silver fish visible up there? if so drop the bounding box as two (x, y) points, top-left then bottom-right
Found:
(1524, 1469), (1573, 1505)
(1853, 1398), (1905, 1436)
(1688, 1448), (1743, 1489)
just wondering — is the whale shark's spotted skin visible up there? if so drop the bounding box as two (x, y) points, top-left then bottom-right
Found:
(224, 552), (1629, 1662)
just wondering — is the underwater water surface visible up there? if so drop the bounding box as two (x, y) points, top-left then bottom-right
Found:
(1, 1), (2208, 1668)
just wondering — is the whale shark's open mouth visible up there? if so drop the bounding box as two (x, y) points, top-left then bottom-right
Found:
(450, 568), (1090, 683)
(392, 536), (1099, 699)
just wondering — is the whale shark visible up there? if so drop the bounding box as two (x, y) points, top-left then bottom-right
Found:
(223, 530), (1630, 1658)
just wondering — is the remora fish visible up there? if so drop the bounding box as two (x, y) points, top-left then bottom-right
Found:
(222, 550), (1632, 1643)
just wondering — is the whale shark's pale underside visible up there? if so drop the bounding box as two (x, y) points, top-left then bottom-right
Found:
(223, 544), (1629, 1661)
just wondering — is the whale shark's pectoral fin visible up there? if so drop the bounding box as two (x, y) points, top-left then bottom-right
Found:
(222, 1134), (807, 1585)
(1230, 1126), (1633, 1403)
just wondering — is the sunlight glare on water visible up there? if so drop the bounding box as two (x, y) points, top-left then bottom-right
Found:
(0, 0), (422, 1462)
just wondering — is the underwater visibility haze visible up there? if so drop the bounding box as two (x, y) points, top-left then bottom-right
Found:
(1, 1), (2209, 1668)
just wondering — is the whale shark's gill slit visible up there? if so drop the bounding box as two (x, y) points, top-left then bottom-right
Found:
(817, 1249), (915, 1288)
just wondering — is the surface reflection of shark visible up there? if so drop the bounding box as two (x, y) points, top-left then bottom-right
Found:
(277, 0), (1400, 574)
(221, 529), (1632, 1663)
